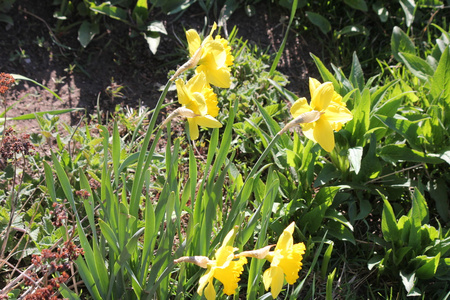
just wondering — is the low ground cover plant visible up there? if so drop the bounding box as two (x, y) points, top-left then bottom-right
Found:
(1, 0), (449, 299)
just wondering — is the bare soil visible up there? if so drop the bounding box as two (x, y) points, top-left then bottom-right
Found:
(0, 0), (322, 133)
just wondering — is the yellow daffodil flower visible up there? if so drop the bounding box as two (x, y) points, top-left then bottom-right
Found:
(171, 23), (234, 88)
(289, 78), (353, 152)
(262, 222), (306, 299)
(175, 72), (222, 140)
(175, 227), (247, 300)
(197, 228), (247, 299)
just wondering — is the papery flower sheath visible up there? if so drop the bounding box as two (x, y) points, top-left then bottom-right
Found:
(175, 72), (222, 140)
(288, 78), (353, 152)
(262, 222), (306, 299)
(171, 23), (234, 88)
(196, 227), (247, 300)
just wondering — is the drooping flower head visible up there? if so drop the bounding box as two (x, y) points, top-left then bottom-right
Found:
(262, 222), (306, 299)
(288, 78), (353, 152)
(171, 23), (234, 88)
(197, 227), (247, 299)
(174, 226), (247, 300)
(175, 72), (222, 140)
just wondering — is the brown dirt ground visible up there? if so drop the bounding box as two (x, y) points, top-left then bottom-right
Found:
(0, 0), (322, 133)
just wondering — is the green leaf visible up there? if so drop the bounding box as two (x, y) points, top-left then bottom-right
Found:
(416, 253), (441, 279)
(143, 31), (161, 54)
(12, 74), (65, 102)
(399, 52), (435, 81)
(310, 53), (340, 93)
(90, 3), (128, 21)
(399, 0), (415, 28)
(336, 25), (368, 37)
(344, 0), (368, 11)
(379, 144), (444, 164)
(78, 21), (99, 48)
(430, 46), (450, 104)
(391, 26), (415, 63)
(132, 0), (148, 26)
(348, 146), (363, 174)
(306, 11), (331, 34)
(409, 189), (429, 226)
(399, 270), (419, 295)
(372, 1), (389, 22)
(349, 52), (365, 91)
(381, 196), (399, 243)
(375, 115), (421, 149)
(0, 13), (13, 25)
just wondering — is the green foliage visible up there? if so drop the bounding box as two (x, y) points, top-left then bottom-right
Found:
(52, 0), (167, 52)
(374, 189), (450, 296)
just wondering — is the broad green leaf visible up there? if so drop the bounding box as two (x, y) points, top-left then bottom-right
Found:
(372, 1), (389, 22)
(0, 13), (13, 25)
(375, 115), (421, 149)
(381, 197), (399, 243)
(310, 53), (340, 93)
(344, 0), (368, 11)
(143, 31), (161, 54)
(349, 52), (365, 91)
(78, 21), (100, 48)
(305, 11), (331, 34)
(399, 0), (415, 28)
(90, 3), (128, 21)
(391, 26), (415, 63)
(336, 25), (368, 37)
(409, 189), (429, 226)
(399, 270), (418, 295)
(132, 0), (148, 26)
(379, 144), (444, 164)
(416, 253), (441, 279)
(430, 46), (450, 104)
(348, 146), (363, 174)
(399, 52), (435, 81)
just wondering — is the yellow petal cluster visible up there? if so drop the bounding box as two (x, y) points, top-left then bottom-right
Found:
(185, 23), (234, 88)
(262, 222), (306, 298)
(175, 72), (222, 140)
(289, 78), (353, 152)
(175, 227), (247, 300)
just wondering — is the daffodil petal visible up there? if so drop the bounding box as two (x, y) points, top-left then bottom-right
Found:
(313, 117), (335, 152)
(188, 118), (199, 140)
(324, 104), (353, 124)
(175, 79), (190, 106)
(204, 280), (216, 300)
(309, 77), (321, 97)
(290, 97), (311, 118)
(186, 29), (201, 58)
(187, 72), (208, 94)
(196, 64), (231, 88)
(301, 122), (316, 142)
(195, 115), (222, 128)
(311, 82), (334, 111)
(264, 266), (285, 299)
(198, 268), (214, 296)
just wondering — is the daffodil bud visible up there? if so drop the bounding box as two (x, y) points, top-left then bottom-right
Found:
(278, 110), (322, 135)
(174, 256), (210, 268)
(162, 107), (199, 126)
(235, 245), (275, 259)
